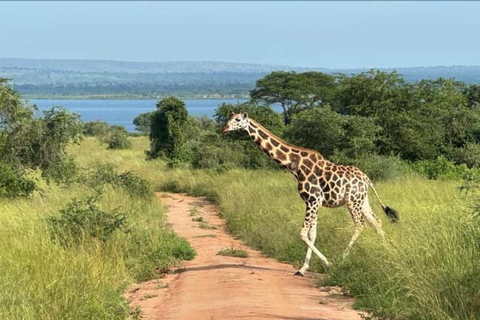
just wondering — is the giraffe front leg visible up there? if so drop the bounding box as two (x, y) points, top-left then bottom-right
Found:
(294, 220), (317, 276)
(297, 201), (331, 270)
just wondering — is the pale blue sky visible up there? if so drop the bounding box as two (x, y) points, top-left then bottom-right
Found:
(1, 1), (479, 68)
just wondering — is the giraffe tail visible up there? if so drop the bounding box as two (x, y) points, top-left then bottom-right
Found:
(369, 182), (399, 222)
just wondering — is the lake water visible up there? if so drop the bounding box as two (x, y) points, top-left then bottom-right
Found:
(31, 99), (248, 132)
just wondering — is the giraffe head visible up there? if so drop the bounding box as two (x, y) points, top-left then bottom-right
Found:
(222, 112), (249, 133)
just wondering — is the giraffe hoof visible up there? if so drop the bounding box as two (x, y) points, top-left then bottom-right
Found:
(293, 271), (304, 277)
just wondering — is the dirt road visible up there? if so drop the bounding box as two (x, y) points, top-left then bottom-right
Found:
(127, 193), (363, 320)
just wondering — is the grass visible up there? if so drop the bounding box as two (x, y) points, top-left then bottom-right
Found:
(0, 137), (195, 320)
(145, 144), (480, 320)
(218, 247), (249, 258)
(12, 136), (477, 320)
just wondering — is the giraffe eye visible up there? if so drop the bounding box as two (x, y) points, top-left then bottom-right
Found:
(235, 118), (241, 122)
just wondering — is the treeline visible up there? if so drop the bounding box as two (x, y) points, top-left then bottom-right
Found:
(135, 70), (480, 180)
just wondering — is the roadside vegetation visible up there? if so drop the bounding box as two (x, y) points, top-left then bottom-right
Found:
(0, 80), (194, 320)
(133, 70), (479, 320)
(2, 67), (480, 320)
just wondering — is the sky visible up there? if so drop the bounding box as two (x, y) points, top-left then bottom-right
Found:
(0, 1), (479, 69)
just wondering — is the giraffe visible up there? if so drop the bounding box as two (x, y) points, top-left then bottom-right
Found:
(222, 112), (398, 275)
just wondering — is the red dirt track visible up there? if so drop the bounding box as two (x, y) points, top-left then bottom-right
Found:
(126, 193), (363, 320)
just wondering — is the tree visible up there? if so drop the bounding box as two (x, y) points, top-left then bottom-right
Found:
(284, 106), (345, 158)
(0, 79), (83, 187)
(147, 97), (188, 159)
(133, 112), (154, 134)
(250, 71), (337, 125)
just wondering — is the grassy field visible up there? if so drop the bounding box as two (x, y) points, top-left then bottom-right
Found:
(0, 138), (194, 320)
(3, 137), (478, 320)
(86, 137), (476, 320)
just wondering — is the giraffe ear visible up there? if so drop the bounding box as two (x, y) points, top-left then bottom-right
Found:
(242, 113), (248, 119)
(231, 112), (235, 116)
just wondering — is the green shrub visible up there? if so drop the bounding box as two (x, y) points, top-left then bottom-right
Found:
(83, 120), (110, 137)
(80, 164), (152, 198)
(412, 156), (476, 180)
(106, 126), (131, 150)
(148, 97), (188, 159)
(47, 193), (128, 247)
(0, 162), (36, 197)
(42, 156), (78, 184)
(332, 152), (410, 181)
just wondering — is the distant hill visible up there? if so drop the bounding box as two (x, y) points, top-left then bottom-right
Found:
(1, 58), (479, 99)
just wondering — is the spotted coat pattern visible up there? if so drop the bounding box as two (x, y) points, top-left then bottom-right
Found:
(223, 114), (386, 273)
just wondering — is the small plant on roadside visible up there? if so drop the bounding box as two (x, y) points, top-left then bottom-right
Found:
(198, 221), (217, 230)
(140, 293), (158, 301)
(191, 216), (204, 222)
(218, 247), (249, 258)
(46, 192), (129, 247)
(128, 306), (143, 320)
(189, 205), (199, 216)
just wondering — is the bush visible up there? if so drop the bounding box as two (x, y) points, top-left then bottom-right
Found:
(332, 152), (409, 181)
(83, 120), (110, 137)
(42, 156), (78, 184)
(106, 126), (131, 150)
(148, 97), (188, 159)
(80, 164), (152, 198)
(412, 156), (476, 180)
(133, 112), (153, 134)
(47, 193), (128, 247)
(0, 162), (36, 197)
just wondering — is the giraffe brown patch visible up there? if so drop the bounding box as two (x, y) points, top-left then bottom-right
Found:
(254, 138), (262, 146)
(336, 179), (342, 187)
(300, 165), (311, 175)
(309, 153), (317, 162)
(298, 171), (306, 182)
(307, 175), (318, 184)
(303, 159), (313, 170)
(250, 122), (258, 129)
(248, 126), (256, 134)
(280, 145), (289, 153)
(314, 166), (322, 176)
(304, 183), (311, 193)
(258, 130), (268, 139)
(310, 186), (320, 194)
(300, 192), (309, 201)
(291, 149), (300, 153)
(290, 154), (300, 163)
(324, 171), (332, 181)
(318, 160), (325, 167)
(265, 142), (273, 151)
(275, 150), (287, 161)
(300, 151), (308, 157)
(270, 139), (279, 147)
(320, 179), (327, 188)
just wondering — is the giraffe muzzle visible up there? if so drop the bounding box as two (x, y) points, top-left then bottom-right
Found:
(221, 126), (229, 133)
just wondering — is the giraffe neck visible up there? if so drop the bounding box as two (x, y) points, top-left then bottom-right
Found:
(245, 119), (326, 173)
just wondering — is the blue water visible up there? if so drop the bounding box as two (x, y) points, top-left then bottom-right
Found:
(31, 99), (247, 132)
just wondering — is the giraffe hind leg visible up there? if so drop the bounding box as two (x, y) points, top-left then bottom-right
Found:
(343, 200), (366, 258)
(363, 199), (385, 239)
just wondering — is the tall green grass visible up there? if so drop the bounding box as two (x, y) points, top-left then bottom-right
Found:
(0, 138), (194, 320)
(73, 137), (480, 319)
(152, 159), (480, 319)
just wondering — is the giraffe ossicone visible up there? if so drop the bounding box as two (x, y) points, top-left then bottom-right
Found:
(223, 113), (399, 275)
